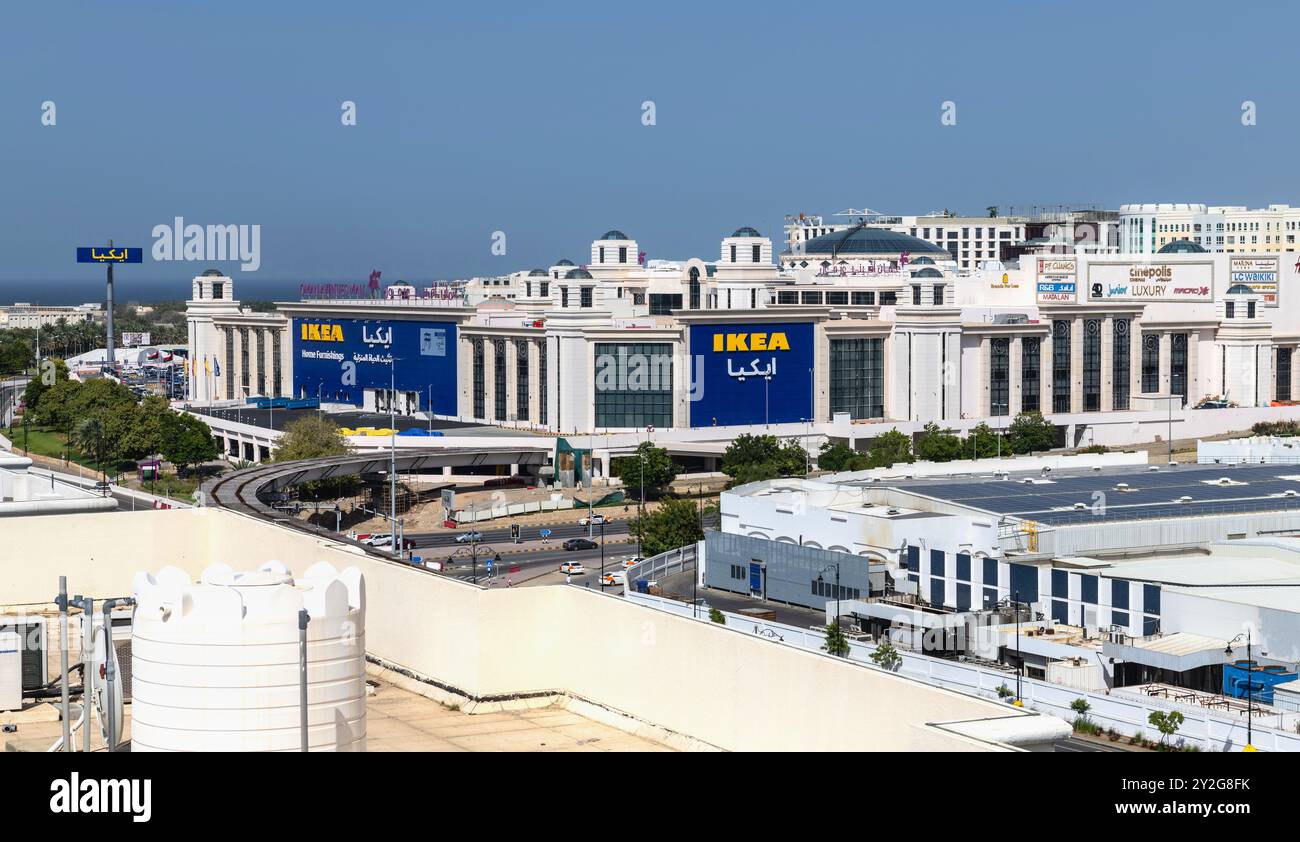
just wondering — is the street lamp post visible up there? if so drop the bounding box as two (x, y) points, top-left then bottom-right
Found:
(599, 518), (606, 591)
(1225, 632), (1255, 750)
(817, 563), (842, 631)
(1014, 590), (1022, 703)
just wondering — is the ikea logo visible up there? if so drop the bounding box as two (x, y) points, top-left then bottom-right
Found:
(301, 323), (344, 342)
(711, 332), (790, 353)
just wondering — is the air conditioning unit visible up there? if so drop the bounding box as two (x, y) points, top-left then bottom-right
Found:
(0, 631), (21, 711)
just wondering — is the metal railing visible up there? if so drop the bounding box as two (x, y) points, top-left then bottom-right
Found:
(624, 543), (698, 594)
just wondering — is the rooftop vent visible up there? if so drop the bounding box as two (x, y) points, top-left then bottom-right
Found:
(1073, 502), (1088, 511)
(1115, 482), (1130, 491)
(1178, 495), (1193, 503)
(1148, 465), (1160, 472)
(886, 507), (901, 515)
(1284, 490), (1299, 498)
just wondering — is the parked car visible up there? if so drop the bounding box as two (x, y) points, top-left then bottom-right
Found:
(559, 561), (586, 575)
(358, 534), (391, 547)
(563, 537), (598, 551)
(455, 531), (483, 543)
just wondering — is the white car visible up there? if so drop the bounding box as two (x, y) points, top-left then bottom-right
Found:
(621, 556), (644, 569)
(599, 570), (626, 587)
(358, 534), (390, 546)
(559, 561), (586, 575)
(579, 514), (606, 526)
(455, 531), (483, 543)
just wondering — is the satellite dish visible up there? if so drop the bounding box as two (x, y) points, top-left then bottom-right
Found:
(91, 624), (124, 750)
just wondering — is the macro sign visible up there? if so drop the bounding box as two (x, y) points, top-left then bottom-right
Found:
(292, 317), (458, 414)
(688, 322), (813, 427)
(77, 247), (143, 263)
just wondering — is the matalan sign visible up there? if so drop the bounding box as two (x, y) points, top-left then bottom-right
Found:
(121, 332), (151, 347)
(1087, 262), (1213, 302)
(1229, 257), (1279, 305)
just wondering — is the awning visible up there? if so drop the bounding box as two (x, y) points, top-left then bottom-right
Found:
(1103, 632), (1227, 672)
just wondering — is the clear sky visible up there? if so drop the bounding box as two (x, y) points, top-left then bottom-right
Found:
(1, 0), (1297, 288)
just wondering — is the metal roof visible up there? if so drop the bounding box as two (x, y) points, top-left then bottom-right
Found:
(883, 463), (1300, 526)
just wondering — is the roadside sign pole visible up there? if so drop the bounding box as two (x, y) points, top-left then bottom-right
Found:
(105, 244), (115, 370)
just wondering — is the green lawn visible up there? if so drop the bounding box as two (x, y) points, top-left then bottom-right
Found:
(6, 425), (99, 468)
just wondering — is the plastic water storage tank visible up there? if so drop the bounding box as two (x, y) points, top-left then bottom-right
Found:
(130, 560), (366, 751)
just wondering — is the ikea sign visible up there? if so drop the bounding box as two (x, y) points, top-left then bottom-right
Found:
(690, 322), (813, 427)
(300, 323), (345, 342)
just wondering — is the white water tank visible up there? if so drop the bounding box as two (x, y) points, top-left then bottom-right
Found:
(130, 560), (366, 751)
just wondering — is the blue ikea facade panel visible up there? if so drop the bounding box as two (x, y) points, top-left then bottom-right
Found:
(1111, 580), (1130, 610)
(292, 317), (459, 414)
(1080, 574), (1098, 605)
(930, 549), (945, 577)
(930, 578), (945, 607)
(956, 553), (971, 582)
(984, 557), (999, 586)
(1009, 563), (1038, 603)
(688, 322), (814, 426)
(956, 583), (971, 612)
(1052, 600), (1069, 624)
(1144, 584), (1161, 616)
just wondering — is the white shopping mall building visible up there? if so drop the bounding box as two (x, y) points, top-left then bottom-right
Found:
(185, 220), (1300, 453)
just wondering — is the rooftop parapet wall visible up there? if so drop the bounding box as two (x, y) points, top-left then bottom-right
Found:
(2, 508), (1042, 751)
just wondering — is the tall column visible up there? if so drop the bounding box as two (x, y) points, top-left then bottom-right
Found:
(1100, 317), (1114, 412)
(483, 339), (496, 422)
(1009, 336), (1023, 416)
(505, 339), (518, 423)
(979, 336), (991, 417)
(1187, 330), (1200, 404)
(1159, 332), (1172, 395)
(528, 340), (541, 424)
(1292, 345), (1300, 402)
(1041, 325), (1054, 415)
(1070, 318), (1084, 413)
(1130, 321), (1142, 400)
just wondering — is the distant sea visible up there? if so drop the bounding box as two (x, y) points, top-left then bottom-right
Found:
(0, 277), (328, 306)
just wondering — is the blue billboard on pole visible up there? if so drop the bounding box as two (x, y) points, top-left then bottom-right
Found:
(688, 322), (814, 427)
(292, 317), (459, 414)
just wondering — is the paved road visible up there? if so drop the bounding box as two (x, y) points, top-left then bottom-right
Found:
(421, 540), (634, 589)
(410, 511), (718, 550)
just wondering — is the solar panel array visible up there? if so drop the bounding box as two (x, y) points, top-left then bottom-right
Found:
(886, 463), (1300, 526)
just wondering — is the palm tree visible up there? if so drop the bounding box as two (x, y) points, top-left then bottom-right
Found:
(69, 416), (111, 483)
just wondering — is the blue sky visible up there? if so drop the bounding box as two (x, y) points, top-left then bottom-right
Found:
(1, 0), (1297, 287)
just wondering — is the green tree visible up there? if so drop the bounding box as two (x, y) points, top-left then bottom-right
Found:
(107, 394), (171, 461)
(161, 412), (219, 475)
(822, 622), (850, 657)
(22, 358), (69, 414)
(1147, 710), (1185, 748)
(869, 640), (902, 671)
(721, 434), (807, 485)
(1006, 411), (1057, 454)
(866, 429), (913, 469)
(272, 415), (351, 462)
(709, 608), (726, 625)
(69, 416), (112, 478)
(965, 423), (1004, 459)
(914, 422), (964, 463)
(611, 441), (679, 500)
(816, 441), (862, 472)
(631, 497), (704, 557)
